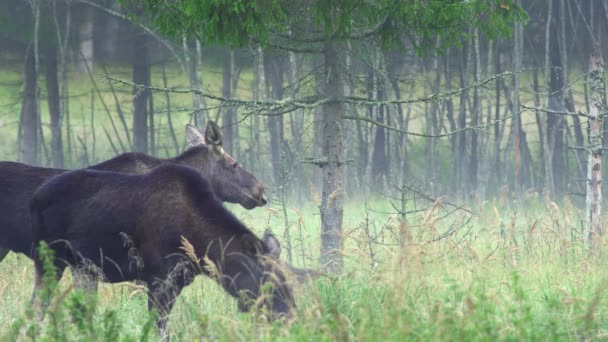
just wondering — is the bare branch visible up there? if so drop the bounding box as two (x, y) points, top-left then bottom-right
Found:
(343, 111), (518, 138)
(520, 104), (594, 118)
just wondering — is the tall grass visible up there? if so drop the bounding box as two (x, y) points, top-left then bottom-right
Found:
(1, 194), (607, 341)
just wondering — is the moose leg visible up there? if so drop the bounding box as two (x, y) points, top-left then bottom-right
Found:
(148, 286), (181, 342)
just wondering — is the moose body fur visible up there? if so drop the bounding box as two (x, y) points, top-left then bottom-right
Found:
(30, 164), (292, 340)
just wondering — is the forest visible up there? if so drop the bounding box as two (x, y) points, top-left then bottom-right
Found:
(0, 0), (607, 340)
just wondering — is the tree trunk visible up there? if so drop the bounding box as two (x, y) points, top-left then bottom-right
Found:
(20, 48), (39, 165)
(195, 39), (206, 126)
(231, 52), (241, 161)
(547, 0), (566, 195)
(587, 52), (604, 249)
(222, 48), (235, 155)
(479, 39), (493, 198)
(371, 53), (388, 188)
(45, 44), (63, 168)
(387, 52), (409, 187)
(430, 44), (442, 195)
(445, 51), (458, 194)
(319, 40), (344, 274)
(183, 37), (204, 127)
(132, 29), (149, 153)
(533, 68), (546, 190)
(470, 30), (481, 193)
(77, 5), (94, 73)
(457, 44), (469, 197)
(494, 42), (502, 193)
(287, 40), (305, 201)
(250, 45), (264, 176)
(512, 9), (524, 193)
(266, 53), (284, 185)
(543, 0), (555, 193)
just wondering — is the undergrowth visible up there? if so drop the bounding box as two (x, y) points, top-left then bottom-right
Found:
(0, 195), (606, 341)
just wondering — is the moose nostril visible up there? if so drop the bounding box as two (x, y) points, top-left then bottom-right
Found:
(260, 194), (268, 205)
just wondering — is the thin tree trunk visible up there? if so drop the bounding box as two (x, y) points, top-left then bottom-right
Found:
(445, 51), (458, 194)
(77, 5), (94, 73)
(132, 29), (149, 153)
(388, 52), (409, 187)
(266, 53), (284, 185)
(20, 47), (39, 165)
(470, 30), (481, 194)
(543, 0), (555, 193)
(222, 48), (235, 155)
(55, 0), (71, 166)
(195, 39), (206, 126)
(183, 37), (204, 128)
(457, 43), (469, 197)
(547, 0), (566, 195)
(371, 51), (388, 188)
(90, 89), (96, 164)
(319, 40), (344, 274)
(512, 8), (524, 193)
(231, 53), (242, 161)
(494, 42), (502, 192)
(479, 39), (493, 198)
(250, 44), (263, 175)
(161, 63), (179, 154)
(287, 36), (304, 201)
(45, 44), (63, 167)
(533, 68), (546, 190)
(586, 52), (604, 249)
(148, 83), (155, 156)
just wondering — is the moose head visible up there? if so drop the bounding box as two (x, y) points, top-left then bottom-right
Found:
(181, 121), (267, 210)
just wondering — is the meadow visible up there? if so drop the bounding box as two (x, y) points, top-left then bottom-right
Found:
(0, 194), (606, 341)
(0, 63), (606, 341)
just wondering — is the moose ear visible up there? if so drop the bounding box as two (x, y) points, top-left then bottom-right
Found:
(185, 124), (206, 147)
(262, 230), (281, 259)
(204, 121), (223, 146)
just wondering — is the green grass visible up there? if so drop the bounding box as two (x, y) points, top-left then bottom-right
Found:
(1, 196), (608, 341)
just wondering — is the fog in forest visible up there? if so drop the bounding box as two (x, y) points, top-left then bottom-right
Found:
(1, 1), (608, 340)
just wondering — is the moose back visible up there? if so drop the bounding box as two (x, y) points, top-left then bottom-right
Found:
(0, 122), (266, 261)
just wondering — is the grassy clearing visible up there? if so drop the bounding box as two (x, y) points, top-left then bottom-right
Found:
(0, 62), (603, 340)
(0, 195), (607, 341)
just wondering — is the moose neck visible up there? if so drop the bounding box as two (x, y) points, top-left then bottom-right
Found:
(171, 146), (212, 177)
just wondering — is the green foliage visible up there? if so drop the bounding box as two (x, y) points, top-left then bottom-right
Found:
(124, 0), (286, 46)
(379, 0), (529, 54)
(125, 0), (527, 55)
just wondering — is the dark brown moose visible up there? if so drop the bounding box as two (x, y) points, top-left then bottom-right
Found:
(30, 164), (293, 340)
(0, 121), (266, 262)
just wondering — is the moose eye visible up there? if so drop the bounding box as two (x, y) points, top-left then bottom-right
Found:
(232, 162), (238, 170)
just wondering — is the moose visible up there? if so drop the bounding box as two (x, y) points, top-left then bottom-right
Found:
(0, 121), (266, 263)
(30, 164), (294, 340)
